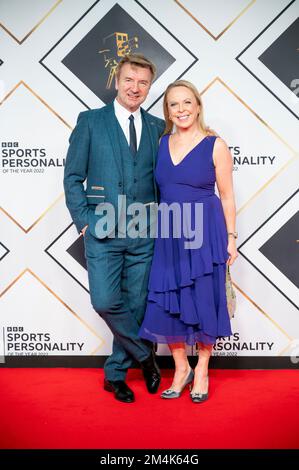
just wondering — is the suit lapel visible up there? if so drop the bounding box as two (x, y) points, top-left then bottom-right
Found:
(103, 104), (159, 200)
(141, 108), (159, 201)
(141, 108), (158, 166)
(103, 103), (122, 176)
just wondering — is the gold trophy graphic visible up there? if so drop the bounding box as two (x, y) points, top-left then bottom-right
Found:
(99, 32), (139, 89)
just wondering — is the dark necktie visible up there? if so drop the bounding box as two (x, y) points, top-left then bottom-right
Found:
(129, 114), (137, 157)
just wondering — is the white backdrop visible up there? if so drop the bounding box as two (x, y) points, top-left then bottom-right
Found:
(0, 0), (298, 365)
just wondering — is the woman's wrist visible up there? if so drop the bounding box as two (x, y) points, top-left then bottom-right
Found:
(227, 231), (238, 239)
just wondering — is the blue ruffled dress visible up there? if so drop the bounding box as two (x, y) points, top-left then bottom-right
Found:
(139, 134), (232, 345)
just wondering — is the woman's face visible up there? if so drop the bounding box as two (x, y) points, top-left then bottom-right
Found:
(167, 86), (200, 130)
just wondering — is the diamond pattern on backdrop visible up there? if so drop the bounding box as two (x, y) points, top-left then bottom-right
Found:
(62, 3), (175, 105)
(175, 0), (256, 40)
(0, 0), (62, 44)
(46, 224), (89, 293)
(239, 190), (299, 310)
(0, 242), (9, 262)
(0, 269), (104, 356)
(40, 0), (197, 109)
(201, 78), (296, 212)
(0, 82), (70, 231)
(236, 0), (299, 119)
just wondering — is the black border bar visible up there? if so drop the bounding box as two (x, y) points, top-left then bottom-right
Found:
(0, 355), (298, 369)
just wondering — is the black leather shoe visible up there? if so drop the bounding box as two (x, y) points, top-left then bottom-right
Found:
(104, 379), (135, 403)
(140, 350), (161, 394)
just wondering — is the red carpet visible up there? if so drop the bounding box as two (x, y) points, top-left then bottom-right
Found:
(0, 369), (298, 449)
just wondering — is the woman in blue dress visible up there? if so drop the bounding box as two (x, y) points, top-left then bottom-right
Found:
(139, 80), (238, 402)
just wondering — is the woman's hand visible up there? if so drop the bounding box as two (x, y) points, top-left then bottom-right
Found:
(227, 237), (238, 265)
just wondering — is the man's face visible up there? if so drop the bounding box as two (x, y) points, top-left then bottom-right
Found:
(115, 63), (152, 112)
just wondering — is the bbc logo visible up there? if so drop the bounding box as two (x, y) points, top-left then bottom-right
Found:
(1, 142), (18, 147)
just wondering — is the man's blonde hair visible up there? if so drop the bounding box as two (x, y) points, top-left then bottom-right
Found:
(116, 53), (156, 81)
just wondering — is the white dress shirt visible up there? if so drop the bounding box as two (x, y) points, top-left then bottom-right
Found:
(114, 99), (142, 149)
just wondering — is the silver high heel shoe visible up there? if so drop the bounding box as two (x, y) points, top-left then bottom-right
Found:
(190, 376), (209, 403)
(161, 369), (194, 399)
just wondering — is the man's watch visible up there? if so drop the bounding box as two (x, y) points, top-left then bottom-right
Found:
(228, 231), (238, 239)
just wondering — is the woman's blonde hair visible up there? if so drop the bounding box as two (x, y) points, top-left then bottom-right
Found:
(162, 80), (216, 136)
